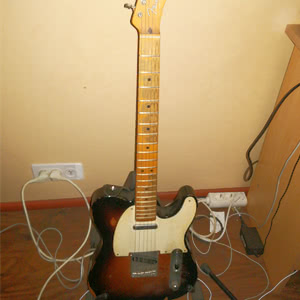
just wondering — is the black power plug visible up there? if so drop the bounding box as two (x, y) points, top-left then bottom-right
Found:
(240, 223), (264, 257)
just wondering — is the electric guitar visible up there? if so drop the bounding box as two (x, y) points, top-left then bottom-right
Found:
(88, 1), (198, 299)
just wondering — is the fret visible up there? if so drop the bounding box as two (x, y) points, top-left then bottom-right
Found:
(135, 205), (157, 208)
(138, 100), (158, 103)
(136, 173), (157, 176)
(140, 55), (160, 57)
(136, 185), (157, 188)
(135, 216), (156, 220)
(136, 190), (157, 194)
(137, 151), (158, 155)
(138, 122), (158, 125)
(140, 34), (160, 39)
(135, 200), (157, 203)
(137, 142), (158, 145)
(136, 213), (156, 217)
(136, 179), (157, 182)
(135, 217), (156, 220)
(135, 212), (156, 216)
(135, 208), (156, 216)
(139, 86), (159, 89)
(137, 133), (158, 136)
(137, 159), (157, 162)
(138, 112), (158, 114)
(136, 166), (157, 168)
(139, 71), (160, 74)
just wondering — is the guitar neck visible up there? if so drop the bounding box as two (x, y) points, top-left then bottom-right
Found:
(135, 34), (161, 222)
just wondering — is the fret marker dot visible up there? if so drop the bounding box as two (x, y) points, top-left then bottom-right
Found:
(147, 127), (150, 130)
(148, 78), (151, 81)
(147, 105), (150, 108)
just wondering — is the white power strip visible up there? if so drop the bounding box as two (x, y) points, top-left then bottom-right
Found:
(202, 192), (247, 208)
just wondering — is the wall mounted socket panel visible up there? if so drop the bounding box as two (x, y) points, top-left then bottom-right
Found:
(210, 211), (225, 233)
(32, 163), (84, 180)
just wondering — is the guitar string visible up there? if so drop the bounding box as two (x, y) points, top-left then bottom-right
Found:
(151, 2), (156, 254)
(143, 2), (148, 253)
(150, 5), (154, 254)
(150, 8), (154, 253)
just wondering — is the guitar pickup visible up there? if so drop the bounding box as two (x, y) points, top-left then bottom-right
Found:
(133, 224), (158, 230)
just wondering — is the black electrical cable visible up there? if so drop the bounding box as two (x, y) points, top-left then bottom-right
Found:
(263, 153), (300, 249)
(244, 82), (300, 181)
(186, 215), (224, 252)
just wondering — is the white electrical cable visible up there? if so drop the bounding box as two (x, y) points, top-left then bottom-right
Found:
(79, 290), (90, 300)
(215, 240), (269, 300)
(19, 169), (94, 300)
(257, 270), (298, 300)
(186, 277), (213, 300)
(190, 200), (233, 243)
(21, 173), (93, 263)
(196, 199), (217, 238)
(191, 215), (215, 255)
(259, 140), (300, 228)
(191, 209), (270, 300)
(193, 221), (233, 277)
(0, 222), (95, 291)
(197, 278), (212, 300)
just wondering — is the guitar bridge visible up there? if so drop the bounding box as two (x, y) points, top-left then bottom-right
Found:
(130, 251), (159, 278)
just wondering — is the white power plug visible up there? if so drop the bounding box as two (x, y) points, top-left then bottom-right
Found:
(204, 192), (247, 208)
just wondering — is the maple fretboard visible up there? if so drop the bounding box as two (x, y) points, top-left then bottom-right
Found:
(135, 34), (160, 222)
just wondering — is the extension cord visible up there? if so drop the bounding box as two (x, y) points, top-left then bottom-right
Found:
(202, 192), (247, 208)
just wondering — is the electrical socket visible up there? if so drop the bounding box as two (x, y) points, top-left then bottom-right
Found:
(206, 192), (247, 208)
(32, 163), (84, 180)
(210, 211), (225, 233)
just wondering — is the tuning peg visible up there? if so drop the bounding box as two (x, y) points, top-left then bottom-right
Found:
(124, 3), (135, 10)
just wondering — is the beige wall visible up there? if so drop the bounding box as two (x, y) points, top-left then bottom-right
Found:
(0, 0), (3, 198)
(1, 0), (300, 202)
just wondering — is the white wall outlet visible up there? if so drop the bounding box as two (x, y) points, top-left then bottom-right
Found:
(206, 192), (247, 208)
(32, 163), (84, 180)
(210, 211), (225, 233)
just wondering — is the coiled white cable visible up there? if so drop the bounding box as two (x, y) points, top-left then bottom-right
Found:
(20, 169), (94, 299)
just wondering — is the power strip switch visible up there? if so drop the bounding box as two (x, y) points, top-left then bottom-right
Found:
(205, 192), (247, 208)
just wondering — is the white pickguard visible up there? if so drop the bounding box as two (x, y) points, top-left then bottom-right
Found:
(113, 197), (196, 256)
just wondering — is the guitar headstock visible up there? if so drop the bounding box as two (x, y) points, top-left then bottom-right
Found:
(127, 0), (167, 34)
